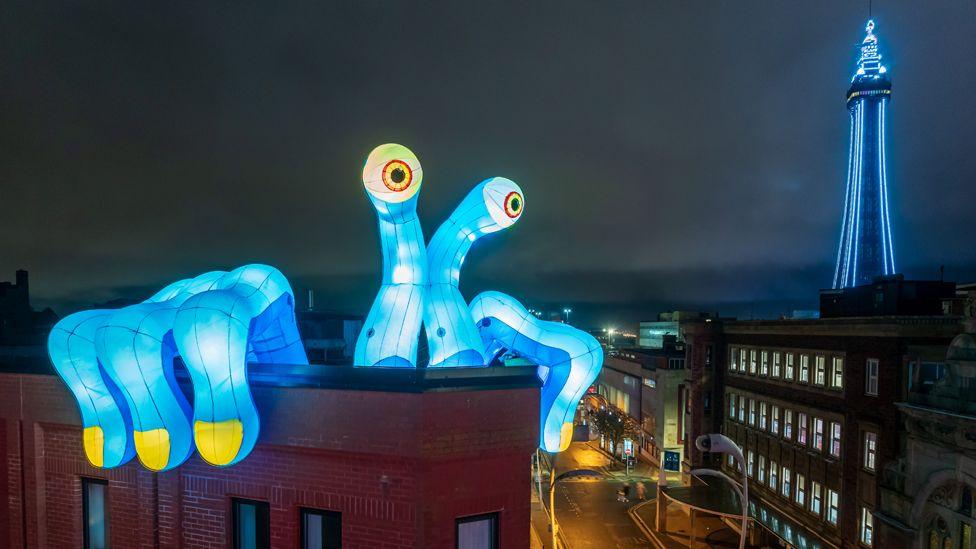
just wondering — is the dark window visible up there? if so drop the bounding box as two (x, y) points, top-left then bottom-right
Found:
(301, 508), (341, 549)
(82, 478), (108, 549)
(456, 512), (499, 549)
(233, 498), (270, 549)
(703, 391), (712, 415)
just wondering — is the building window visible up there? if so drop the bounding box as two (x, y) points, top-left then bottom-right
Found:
(831, 357), (844, 389)
(798, 413), (808, 446)
(301, 508), (341, 549)
(456, 512), (499, 549)
(863, 432), (877, 472)
(796, 474), (806, 507)
(829, 422), (842, 458)
(749, 349), (757, 374)
(827, 490), (839, 525)
(738, 397), (746, 422)
(729, 348), (738, 372)
(761, 351), (769, 376)
(644, 377), (656, 388)
(705, 344), (714, 369)
(783, 409), (793, 440)
(83, 478), (108, 549)
(748, 400), (756, 426)
(815, 356), (827, 386)
(785, 353), (795, 380)
(781, 465), (791, 498)
(729, 394), (737, 419)
(758, 455), (766, 484)
(772, 352), (782, 378)
(233, 499), (271, 549)
(866, 359), (879, 396)
(812, 418), (824, 451)
(759, 402), (768, 430)
(811, 482), (823, 516)
(769, 460), (778, 490)
(860, 507), (874, 546)
(728, 453), (735, 467)
(771, 405), (780, 435)
(703, 391), (712, 415)
(799, 355), (810, 383)
(747, 450), (755, 477)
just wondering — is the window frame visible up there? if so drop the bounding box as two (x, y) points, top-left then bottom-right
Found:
(82, 477), (109, 549)
(831, 356), (844, 389)
(760, 350), (769, 376)
(865, 358), (879, 396)
(813, 417), (825, 452)
(810, 481), (823, 517)
(300, 507), (342, 549)
(797, 413), (808, 446)
(860, 507), (874, 546)
(781, 465), (791, 498)
(785, 353), (795, 381)
(863, 431), (877, 472)
(783, 409), (793, 440)
(769, 460), (778, 491)
(829, 421), (842, 458)
(799, 355), (810, 383)
(795, 473), (806, 508)
(771, 405), (780, 436)
(815, 355), (827, 386)
(232, 498), (271, 549)
(827, 489), (840, 526)
(455, 512), (500, 549)
(772, 352), (782, 378)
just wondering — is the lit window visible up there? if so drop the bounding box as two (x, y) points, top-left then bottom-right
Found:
(83, 478), (108, 549)
(729, 348), (738, 372)
(749, 399), (756, 426)
(863, 432), (877, 472)
(796, 474), (806, 507)
(815, 356), (826, 386)
(811, 482), (823, 516)
(233, 498), (271, 549)
(860, 507), (874, 546)
(831, 357), (844, 389)
(456, 512), (499, 549)
(301, 508), (341, 549)
(866, 359), (879, 396)
(798, 413), (808, 446)
(758, 455), (766, 484)
(769, 460), (778, 490)
(738, 397), (746, 422)
(728, 453), (735, 467)
(759, 402), (768, 430)
(749, 349), (757, 374)
(830, 422), (842, 458)
(771, 405), (780, 435)
(813, 418), (824, 451)
(644, 377), (656, 388)
(827, 490), (839, 525)
(783, 409), (793, 440)
(747, 450), (755, 477)
(799, 355), (810, 383)
(761, 351), (769, 376)
(785, 353), (795, 380)
(729, 394), (737, 419)
(772, 352), (782, 378)
(782, 466), (791, 498)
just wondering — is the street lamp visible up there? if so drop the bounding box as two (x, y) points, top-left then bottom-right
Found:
(563, 308), (572, 324)
(548, 461), (602, 549)
(695, 434), (748, 549)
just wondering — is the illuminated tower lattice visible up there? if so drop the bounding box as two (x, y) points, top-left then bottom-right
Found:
(833, 20), (895, 289)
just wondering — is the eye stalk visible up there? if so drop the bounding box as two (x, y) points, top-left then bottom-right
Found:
(363, 144), (423, 203)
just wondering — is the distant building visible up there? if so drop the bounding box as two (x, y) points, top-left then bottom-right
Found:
(638, 310), (717, 349)
(296, 310), (363, 365)
(0, 270), (57, 346)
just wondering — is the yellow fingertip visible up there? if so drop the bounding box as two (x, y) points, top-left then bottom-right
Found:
(194, 419), (243, 466)
(134, 428), (171, 471)
(558, 422), (574, 452)
(83, 426), (105, 468)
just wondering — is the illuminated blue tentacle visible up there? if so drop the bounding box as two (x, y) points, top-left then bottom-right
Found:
(355, 144), (427, 367)
(469, 291), (603, 452)
(425, 178), (524, 367)
(49, 310), (135, 468)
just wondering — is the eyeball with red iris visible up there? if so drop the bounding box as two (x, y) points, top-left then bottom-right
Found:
(482, 177), (524, 229)
(362, 144), (423, 203)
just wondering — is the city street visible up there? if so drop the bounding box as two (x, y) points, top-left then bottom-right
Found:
(537, 441), (655, 548)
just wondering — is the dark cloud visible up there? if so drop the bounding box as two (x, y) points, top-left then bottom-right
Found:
(2, 1), (975, 327)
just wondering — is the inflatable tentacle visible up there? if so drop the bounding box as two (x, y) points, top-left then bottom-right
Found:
(49, 310), (136, 468)
(425, 178), (524, 366)
(469, 291), (602, 452)
(355, 144), (427, 367)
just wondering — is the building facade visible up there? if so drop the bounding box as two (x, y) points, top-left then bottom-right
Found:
(0, 362), (540, 548)
(834, 20), (896, 289)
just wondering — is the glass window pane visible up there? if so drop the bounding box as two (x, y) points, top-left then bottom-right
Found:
(302, 508), (341, 549)
(83, 479), (108, 549)
(457, 513), (498, 549)
(234, 499), (270, 549)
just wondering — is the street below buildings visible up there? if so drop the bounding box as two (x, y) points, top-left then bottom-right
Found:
(535, 440), (656, 548)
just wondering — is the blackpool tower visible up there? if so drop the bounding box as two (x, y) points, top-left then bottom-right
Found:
(832, 20), (896, 289)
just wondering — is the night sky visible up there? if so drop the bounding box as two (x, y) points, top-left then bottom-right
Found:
(3, 2), (975, 328)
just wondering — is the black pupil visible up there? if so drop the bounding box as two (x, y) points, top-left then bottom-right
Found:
(391, 168), (406, 184)
(510, 197), (521, 211)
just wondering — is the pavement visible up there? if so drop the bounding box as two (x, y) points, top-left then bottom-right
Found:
(532, 440), (656, 548)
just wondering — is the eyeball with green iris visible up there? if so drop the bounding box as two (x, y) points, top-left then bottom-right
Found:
(362, 143), (423, 203)
(482, 178), (524, 230)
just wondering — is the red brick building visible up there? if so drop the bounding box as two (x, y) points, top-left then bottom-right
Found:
(0, 361), (540, 548)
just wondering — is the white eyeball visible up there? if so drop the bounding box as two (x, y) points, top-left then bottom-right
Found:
(482, 177), (524, 229)
(362, 143), (423, 203)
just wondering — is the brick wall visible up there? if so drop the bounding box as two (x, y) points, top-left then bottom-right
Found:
(0, 372), (539, 548)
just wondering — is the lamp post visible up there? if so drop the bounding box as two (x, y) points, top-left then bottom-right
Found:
(547, 457), (602, 549)
(563, 308), (572, 324)
(695, 434), (748, 549)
